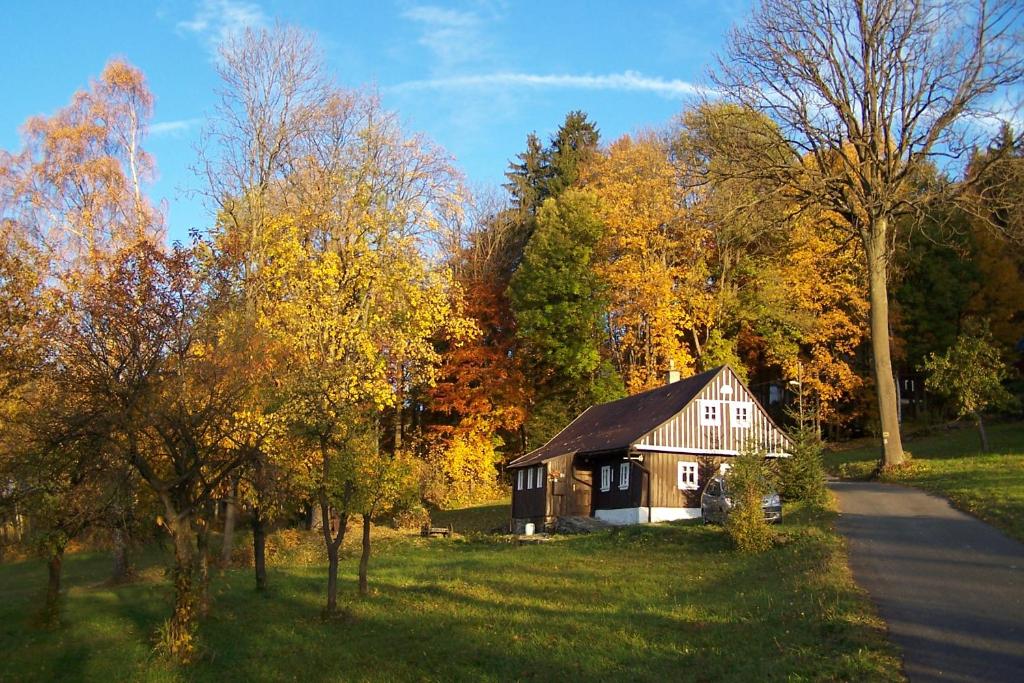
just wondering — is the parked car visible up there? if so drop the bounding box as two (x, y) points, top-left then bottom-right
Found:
(700, 475), (782, 524)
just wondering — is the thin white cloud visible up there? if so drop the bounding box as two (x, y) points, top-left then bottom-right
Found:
(149, 118), (202, 137)
(389, 71), (712, 99)
(401, 4), (489, 72)
(176, 0), (267, 52)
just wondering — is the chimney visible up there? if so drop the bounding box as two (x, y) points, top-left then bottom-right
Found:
(666, 360), (681, 385)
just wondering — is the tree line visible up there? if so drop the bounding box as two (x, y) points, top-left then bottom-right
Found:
(1, 0), (1022, 663)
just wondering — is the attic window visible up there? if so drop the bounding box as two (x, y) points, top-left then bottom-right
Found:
(677, 461), (699, 490)
(699, 400), (720, 427)
(600, 465), (612, 492)
(732, 402), (752, 428)
(619, 462), (630, 490)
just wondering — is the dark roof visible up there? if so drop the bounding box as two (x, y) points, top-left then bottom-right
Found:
(508, 366), (723, 468)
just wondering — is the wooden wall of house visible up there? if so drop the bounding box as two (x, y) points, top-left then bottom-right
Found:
(643, 452), (726, 509)
(588, 456), (643, 511)
(511, 463), (547, 520)
(544, 454), (577, 518)
(588, 452), (728, 510)
(636, 366), (790, 457)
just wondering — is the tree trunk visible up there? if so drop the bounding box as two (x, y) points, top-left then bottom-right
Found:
(252, 506), (267, 592)
(325, 539), (340, 615)
(866, 230), (905, 467)
(976, 412), (990, 453)
(43, 547), (64, 624)
(196, 519), (210, 617)
(358, 513), (371, 597)
(221, 477), (239, 567)
(111, 525), (132, 584)
(166, 514), (198, 663)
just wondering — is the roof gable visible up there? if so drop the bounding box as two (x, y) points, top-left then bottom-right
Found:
(508, 367), (722, 468)
(635, 365), (790, 456)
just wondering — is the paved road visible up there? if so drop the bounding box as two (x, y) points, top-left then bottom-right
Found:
(830, 481), (1024, 682)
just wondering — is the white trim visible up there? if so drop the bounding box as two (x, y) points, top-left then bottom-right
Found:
(535, 465), (544, 488)
(677, 461), (699, 490)
(516, 470), (524, 491)
(698, 399), (720, 427)
(619, 462), (630, 490)
(594, 507), (702, 525)
(527, 467), (534, 489)
(633, 444), (790, 457)
(600, 465), (612, 492)
(732, 401), (752, 428)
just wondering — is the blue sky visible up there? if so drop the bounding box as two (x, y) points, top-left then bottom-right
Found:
(0, 0), (749, 244)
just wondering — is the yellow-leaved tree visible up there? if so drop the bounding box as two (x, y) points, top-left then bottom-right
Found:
(587, 131), (697, 392)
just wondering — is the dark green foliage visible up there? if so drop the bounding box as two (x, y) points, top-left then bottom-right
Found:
(545, 110), (600, 196)
(509, 191), (610, 379)
(778, 425), (828, 506)
(503, 132), (550, 219)
(724, 444), (773, 552)
(894, 221), (979, 371)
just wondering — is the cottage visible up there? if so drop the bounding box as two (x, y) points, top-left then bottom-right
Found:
(508, 365), (790, 531)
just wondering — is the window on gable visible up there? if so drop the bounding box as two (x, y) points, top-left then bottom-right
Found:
(527, 467), (534, 490)
(516, 469), (524, 491)
(732, 401), (752, 428)
(600, 465), (612, 492)
(535, 466), (544, 489)
(699, 400), (720, 427)
(619, 462), (630, 490)
(677, 461), (699, 490)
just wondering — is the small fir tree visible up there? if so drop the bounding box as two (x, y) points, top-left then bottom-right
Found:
(725, 443), (773, 553)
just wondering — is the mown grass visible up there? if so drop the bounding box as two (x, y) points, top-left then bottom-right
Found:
(824, 420), (1024, 542)
(0, 502), (900, 682)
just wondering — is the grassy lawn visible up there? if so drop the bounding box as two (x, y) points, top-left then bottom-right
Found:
(0, 503), (900, 682)
(825, 420), (1024, 542)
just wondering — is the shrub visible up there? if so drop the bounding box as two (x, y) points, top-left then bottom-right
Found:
(391, 504), (431, 531)
(725, 444), (773, 553)
(779, 425), (827, 506)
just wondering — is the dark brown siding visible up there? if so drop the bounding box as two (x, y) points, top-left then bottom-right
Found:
(640, 452), (727, 509)
(589, 455), (643, 510)
(511, 463), (547, 520)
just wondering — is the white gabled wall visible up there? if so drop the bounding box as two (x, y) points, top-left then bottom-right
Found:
(635, 366), (790, 456)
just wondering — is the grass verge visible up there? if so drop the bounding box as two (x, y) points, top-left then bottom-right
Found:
(824, 420), (1024, 542)
(0, 502), (900, 682)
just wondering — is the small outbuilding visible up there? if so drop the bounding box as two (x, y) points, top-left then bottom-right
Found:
(508, 365), (790, 531)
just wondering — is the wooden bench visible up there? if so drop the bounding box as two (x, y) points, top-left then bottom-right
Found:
(420, 524), (453, 538)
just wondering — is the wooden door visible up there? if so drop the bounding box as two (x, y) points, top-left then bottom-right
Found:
(568, 467), (593, 516)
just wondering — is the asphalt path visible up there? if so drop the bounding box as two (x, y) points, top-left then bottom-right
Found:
(830, 481), (1024, 682)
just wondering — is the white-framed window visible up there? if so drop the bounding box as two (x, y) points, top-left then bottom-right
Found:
(677, 461), (699, 490)
(516, 469), (524, 491)
(699, 400), (720, 427)
(535, 466), (545, 489)
(619, 462), (630, 490)
(732, 401), (752, 428)
(600, 465), (612, 492)
(527, 467), (534, 489)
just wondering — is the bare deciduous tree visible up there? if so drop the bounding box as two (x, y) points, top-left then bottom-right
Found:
(711, 0), (1023, 466)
